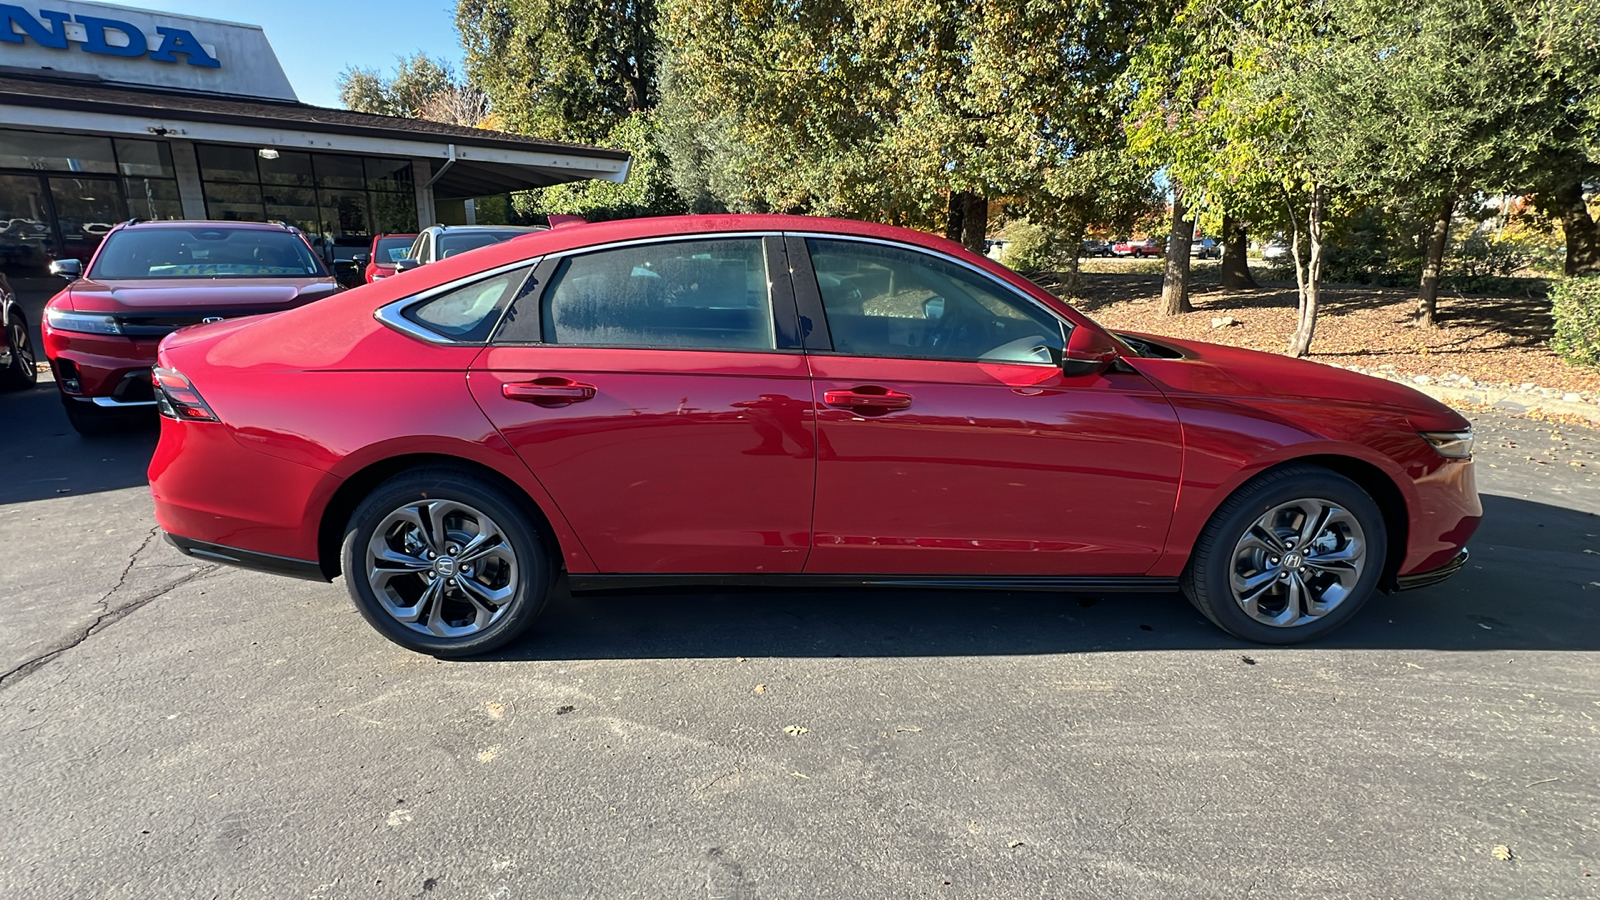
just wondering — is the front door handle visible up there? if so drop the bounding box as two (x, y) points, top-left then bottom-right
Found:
(504, 376), (597, 406)
(823, 386), (913, 411)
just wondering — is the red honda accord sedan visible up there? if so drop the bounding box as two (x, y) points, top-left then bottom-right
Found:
(148, 214), (1479, 656)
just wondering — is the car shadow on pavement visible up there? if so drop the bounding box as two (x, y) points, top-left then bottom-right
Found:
(0, 383), (157, 506)
(480, 492), (1600, 660)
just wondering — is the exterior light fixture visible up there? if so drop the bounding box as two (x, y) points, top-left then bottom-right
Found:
(258, 148), (280, 160)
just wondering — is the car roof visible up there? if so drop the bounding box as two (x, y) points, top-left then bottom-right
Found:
(118, 220), (298, 232)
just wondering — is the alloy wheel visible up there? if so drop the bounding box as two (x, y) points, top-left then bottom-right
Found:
(365, 498), (520, 638)
(1228, 498), (1366, 627)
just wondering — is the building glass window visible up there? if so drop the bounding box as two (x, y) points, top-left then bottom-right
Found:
(259, 150), (315, 187)
(113, 139), (175, 179)
(202, 182), (266, 221)
(0, 130), (117, 174)
(195, 143), (418, 265)
(124, 177), (183, 220)
(195, 144), (261, 183)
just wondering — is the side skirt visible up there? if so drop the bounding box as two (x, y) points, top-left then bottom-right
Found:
(566, 574), (1180, 594)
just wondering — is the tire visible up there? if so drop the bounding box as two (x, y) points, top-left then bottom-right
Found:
(61, 393), (128, 436)
(341, 466), (553, 657)
(1182, 465), (1387, 644)
(0, 307), (35, 391)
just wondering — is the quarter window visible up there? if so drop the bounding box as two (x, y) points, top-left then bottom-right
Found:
(501, 239), (775, 350)
(404, 265), (532, 342)
(805, 239), (1065, 364)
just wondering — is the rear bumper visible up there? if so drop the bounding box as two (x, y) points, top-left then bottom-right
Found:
(165, 533), (328, 581)
(1394, 548), (1469, 591)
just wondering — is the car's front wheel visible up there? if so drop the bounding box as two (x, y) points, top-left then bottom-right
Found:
(342, 466), (553, 657)
(1182, 465), (1387, 644)
(1, 309), (35, 391)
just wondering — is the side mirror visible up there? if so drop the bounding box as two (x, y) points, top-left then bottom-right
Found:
(394, 258), (422, 273)
(49, 258), (82, 280)
(1061, 325), (1119, 378)
(922, 296), (946, 320)
(352, 253), (370, 266)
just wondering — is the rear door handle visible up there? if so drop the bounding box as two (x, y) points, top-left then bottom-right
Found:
(504, 376), (597, 406)
(823, 386), (913, 411)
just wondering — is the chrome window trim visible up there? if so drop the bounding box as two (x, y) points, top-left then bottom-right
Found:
(374, 257), (542, 345)
(784, 231), (1076, 334)
(494, 232), (790, 350)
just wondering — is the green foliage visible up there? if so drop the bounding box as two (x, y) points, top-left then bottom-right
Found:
(457, 0), (657, 143)
(337, 54), (457, 119)
(1550, 277), (1600, 367)
(512, 112), (684, 220)
(658, 0), (1151, 236)
(996, 220), (1058, 274)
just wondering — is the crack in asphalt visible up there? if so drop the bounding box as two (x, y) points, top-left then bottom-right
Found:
(0, 527), (218, 691)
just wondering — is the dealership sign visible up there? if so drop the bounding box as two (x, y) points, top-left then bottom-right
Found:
(1, 3), (220, 67)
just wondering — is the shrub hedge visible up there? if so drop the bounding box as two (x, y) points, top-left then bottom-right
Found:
(1550, 276), (1600, 368)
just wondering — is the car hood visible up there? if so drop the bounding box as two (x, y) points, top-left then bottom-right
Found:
(59, 277), (340, 313)
(1118, 331), (1471, 431)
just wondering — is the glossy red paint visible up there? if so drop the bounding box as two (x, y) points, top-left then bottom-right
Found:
(807, 355), (1182, 575)
(146, 214), (1478, 603)
(471, 346), (814, 573)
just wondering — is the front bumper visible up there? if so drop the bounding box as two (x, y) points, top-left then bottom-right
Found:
(1394, 548), (1469, 591)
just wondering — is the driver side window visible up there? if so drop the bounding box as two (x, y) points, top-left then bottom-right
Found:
(805, 239), (1065, 364)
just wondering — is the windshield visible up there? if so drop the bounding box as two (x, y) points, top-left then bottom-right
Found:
(438, 231), (525, 259)
(375, 237), (413, 264)
(88, 227), (328, 280)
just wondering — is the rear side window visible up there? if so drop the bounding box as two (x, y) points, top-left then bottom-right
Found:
(403, 265), (532, 342)
(497, 238), (775, 350)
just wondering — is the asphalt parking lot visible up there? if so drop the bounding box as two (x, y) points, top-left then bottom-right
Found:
(1, 377), (1596, 898)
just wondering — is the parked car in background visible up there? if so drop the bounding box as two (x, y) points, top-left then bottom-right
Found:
(1261, 239), (1292, 262)
(1081, 239), (1114, 258)
(355, 233), (419, 284)
(1113, 237), (1162, 258)
(1190, 238), (1220, 259)
(399, 225), (545, 270)
(41, 220), (340, 435)
(148, 214), (1479, 657)
(0, 272), (36, 391)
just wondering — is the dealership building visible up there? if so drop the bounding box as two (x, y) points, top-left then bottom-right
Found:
(0, 0), (630, 275)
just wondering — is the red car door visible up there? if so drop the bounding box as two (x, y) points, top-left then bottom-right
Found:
(468, 235), (815, 574)
(794, 236), (1183, 577)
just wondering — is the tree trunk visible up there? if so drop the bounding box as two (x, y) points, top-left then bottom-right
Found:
(1219, 215), (1256, 290)
(1416, 194), (1456, 328)
(1558, 180), (1600, 276)
(1063, 219), (1087, 297)
(960, 192), (988, 255)
(1288, 185), (1325, 358)
(945, 191), (966, 244)
(1161, 185), (1194, 315)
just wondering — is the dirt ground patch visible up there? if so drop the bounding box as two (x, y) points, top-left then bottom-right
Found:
(1050, 267), (1600, 394)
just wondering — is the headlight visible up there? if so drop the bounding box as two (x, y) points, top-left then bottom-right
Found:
(45, 308), (121, 335)
(1420, 429), (1473, 459)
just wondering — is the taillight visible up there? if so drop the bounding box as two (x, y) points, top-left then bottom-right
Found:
(152, 367), (218, 422)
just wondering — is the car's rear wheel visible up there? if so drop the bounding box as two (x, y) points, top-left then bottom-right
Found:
(1, 309), (35, 391)
(342, 467), (552, 657)
(1182, 465), (1387, 644)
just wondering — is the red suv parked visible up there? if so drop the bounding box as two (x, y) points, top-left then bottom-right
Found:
(148, 214), (1479, 656)
(42, 221), (339, 435)
(356, 233), (418, 284)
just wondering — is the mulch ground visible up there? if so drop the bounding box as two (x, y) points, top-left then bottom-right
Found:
(1043, 268), (1600, 395)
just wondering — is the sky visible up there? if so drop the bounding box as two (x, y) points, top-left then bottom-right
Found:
(125, 0), (466, 107)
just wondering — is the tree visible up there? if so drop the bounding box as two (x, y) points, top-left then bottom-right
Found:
(660, 0), (1152, 253)
(457, 0), (658, 143)
(337, 53), (458, 120)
